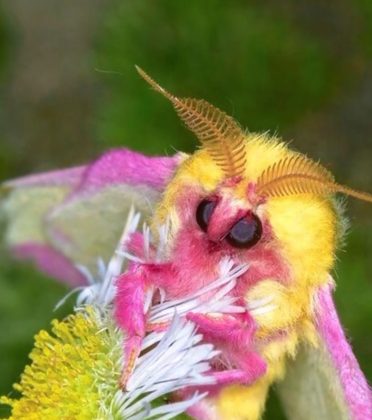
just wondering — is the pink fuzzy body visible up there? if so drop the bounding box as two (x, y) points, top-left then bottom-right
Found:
(114, 184), (289, 391)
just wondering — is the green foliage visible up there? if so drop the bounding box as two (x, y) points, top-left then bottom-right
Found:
(355, 0), (372, 58)
(95, 0), (336, 155)
(0, 5), (11, 78)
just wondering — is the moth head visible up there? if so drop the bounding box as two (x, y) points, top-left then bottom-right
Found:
(138, 67), (372, 286)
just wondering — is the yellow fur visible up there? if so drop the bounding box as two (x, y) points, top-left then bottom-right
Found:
(153, 133), (339, 420)
(267, 196), (336, 286)
(217, 379), (271, 420)
(154, 134), (288, 226)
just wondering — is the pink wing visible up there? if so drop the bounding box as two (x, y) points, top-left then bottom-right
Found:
(1, 148), (181, 286)
(278, 281), (372, 420)
(315, 283), (372, 419)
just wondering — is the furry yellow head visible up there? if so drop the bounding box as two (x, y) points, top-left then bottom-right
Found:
(135, 68), (370, 294)
(134, 65), (371, 287)
(135, 64), (344, 290)
(158, 135), (339, 286)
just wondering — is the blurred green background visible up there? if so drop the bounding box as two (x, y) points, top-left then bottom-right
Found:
(0, 1), (371, 418)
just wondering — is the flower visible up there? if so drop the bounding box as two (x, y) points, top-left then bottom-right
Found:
(1, 307), (219, 420)
(1, 307), (123, 419)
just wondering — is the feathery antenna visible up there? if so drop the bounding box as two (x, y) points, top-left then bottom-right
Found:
(135, 65), (247, 178)
(256, 154), (372, 203)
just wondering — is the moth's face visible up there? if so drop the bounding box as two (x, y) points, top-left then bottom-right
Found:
(195, 195), (262, 249)
(154, 137), (339, 290)
(170, 181), (271, 258)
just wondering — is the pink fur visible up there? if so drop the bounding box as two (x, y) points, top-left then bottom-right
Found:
(114, 180), (291, 401)
(115, 182), (285, 394)
(115, 267), (146, 337)
(316, 284), (372, 419)
(115, 235), (267, 396)
(114, 243), (267, 394)
(126, 232), (146, 258)
(12, 243), (86, 286)
(115, 266), (148, 386)
(187, 312), (266, 391)
(186, 312), (256, 351)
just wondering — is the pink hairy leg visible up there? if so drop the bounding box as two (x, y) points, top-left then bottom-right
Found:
(114, 259), (178, 387)
(187, 312), (266, 388)
(114, 266), (147, 388)
(125, 231), (177, 286)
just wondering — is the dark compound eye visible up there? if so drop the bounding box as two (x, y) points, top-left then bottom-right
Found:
(196, 199), (216, 232)
(226, 214), (262, 249)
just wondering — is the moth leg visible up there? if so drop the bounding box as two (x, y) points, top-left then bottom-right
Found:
(186, 312), (256, 348)
(114, 261), (175, 388)
(114, 266), (146, 389)
(186, 312), (266, 387)
(208, 364), (265, 387)
(146, 321), (170, 332)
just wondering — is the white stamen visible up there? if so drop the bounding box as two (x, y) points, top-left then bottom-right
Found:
(156, 218), (171, 261)
(97, 206), (141, 305)
(112, 314), (217, 420)
(54, 286), (85, 310)
(76, 264), (96, 285)
(142, 222), (151, 261)
(148, 258), (248, 324)
(143, 286), (155, 314)
(115, 250), (144, 263)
